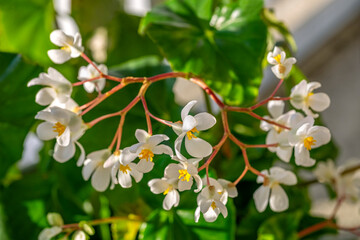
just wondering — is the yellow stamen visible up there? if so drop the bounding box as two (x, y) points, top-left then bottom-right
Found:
(61, 46), (70, 51)
(304, 136), (316, 150)
(163, 186), (172, 195)
(274, 54), (282, 64)
(186, 127), (199, 140)
(305, 92), (314, 105)
(52, 122), (66, 136)
(211, 201), (217, 210)
(119, 164), (131, 174)
(178, 169), (191, 182)
(139, 149), (154, 162)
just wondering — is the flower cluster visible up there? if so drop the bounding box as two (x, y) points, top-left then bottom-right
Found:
(30, 29), (334, 233)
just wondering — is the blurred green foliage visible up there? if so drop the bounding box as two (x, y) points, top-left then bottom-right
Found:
(0, 0), (339, 239)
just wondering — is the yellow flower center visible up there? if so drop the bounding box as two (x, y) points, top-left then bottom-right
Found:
(274, 54), (282, 64)
(139, 149), (154, 162)
(211, 201), (217, 210)
(178, 169), (191, 182)
(163, 186), (172, 195)
(119, 164), (131, 174)
(52, 122), (66, 136)
(304, 136), (316, 150)
(186, 127), (199, 140)
(60, 45), (71, 52)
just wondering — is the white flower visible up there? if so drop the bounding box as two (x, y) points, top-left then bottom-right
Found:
(28, 67), (74, 109)
(172, 100), (216, 159)
(289, 116), (331, 167)
(38, 226), (62, 240)
(253, 167), (297, 212)
(108, 149), (143, 188)
(128, 129), (173, 173)
(73, 230), (87, 240)
(260, 100), (302, 163)
(148, 178), (180, 210)
(164, 158), (202, 192)
(48, 29), (84, 64)
(267, 46), (296, 79)
(35, 107), (86, 164)
(195, 178), (228, 223)
(313, 160), (338, 184)
(82, 149), (113, 192)
(218, 178), (238, 198)
(78, 63), (108, 93)
(290, 80), (330, 118)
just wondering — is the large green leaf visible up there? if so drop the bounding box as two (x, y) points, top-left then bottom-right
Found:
(0, 0), (55, 66)
(140, 0), (267, 105)
(0, 53), (42, 179)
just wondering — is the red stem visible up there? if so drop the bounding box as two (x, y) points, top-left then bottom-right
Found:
(247, 112), (290, 130)
(81, 53), (102, 74)
(198, 134), (228, 171)
(298, 221), (331, 239)
(190, 78), (225, 108)
(233, 166), (249, 185)
(141, 96), (153, 135)
(250, 79), (284, 111)
(245, 143), (278, 148)
(87, 111), (122, 128)
(73, 76), (102, 86)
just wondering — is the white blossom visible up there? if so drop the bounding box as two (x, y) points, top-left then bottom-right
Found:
(107, 149), (143, 188)
(218, 178), (238, 198)
(48, 29), (84, 64)
(38, 226), (62, 240)
(78, 63), (108, 93)
(260, 100), (303, 162)
(73, 230), (86, 240)
(290, 80), (330, 118)
(313, 160), (338, 184)
(267, 46), (296, 79)
(253, 167), (297, 212)
(128, 129), (173, 173)
(164, 157), (202, 192)
(82, 149), (113, 192)
(35, 107), (86, 164)
(172, 100), (216, 159)
(195, 178), (228, 223)
(289, 116), (331, 167)
(28, 68), (77, 111)
(148, 178), (180, 210)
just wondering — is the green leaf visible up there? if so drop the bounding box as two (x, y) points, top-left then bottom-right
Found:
(0, 53), (43, 180)
(257, 211), (303, 240)
(0, 0), (55, 66)
(140, 0), (267, 105)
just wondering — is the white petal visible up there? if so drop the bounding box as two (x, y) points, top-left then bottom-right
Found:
(171, 122), (183, 135)
(148, 179), (168, 194)
(195, 207), (201, 223)
(38, 227), (62, 240)
(91, 166), (111, 192)
(294, 145), (315, 167)
(174, 133), (186, 160)
(47, 49), (71, 64)
(164, 163), (181, 179)
(267, 52), (277, 65)
(181, 100), (197, 120)
(194, 112), (216, 131)
(269, 185), (289, 212)
(75, 141), (86, 166)
(35, 88), (57, 106)
(73, 230), (86, 240)
(53, 142), (75, 163)
(193, 175), (203, 193)
(163, 190), (179, 210)
(50, 30), (73, 46)
(118, 171), (132, 188)
(307, 82), (321, 92)
(178, 178), (193, 191)
(253, 185), (270, 212)
(136, 159), (154, 173)
(129, 143), (143, 153)
(203, 208), (219, 222)
(152, 144), (173, 156)
(268, 100), (284, 119)
(83, 82), (95, 93)
(256, 170), (268, 184)
(217, 201), (228, 218)
(56, 127), (70, 147)
(309, 93), (330, 112)
(266, 130), (277, 152)
(185, 137), (212, 158)
(200, 200), (212, 213)
(260, 116), (272, 132)
(135, 129), (148, 143)
(82, 159), (98, 181)
(120, 148), (137, 165)
(37, 122), (58, 140)
(308, 126), (331, 148)
(276, 146), (293, 163)
(147, 134), (169, 147)
(182, 115), (197, 132)
(129, 163), (143, 183)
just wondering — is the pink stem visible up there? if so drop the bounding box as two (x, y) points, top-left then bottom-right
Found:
(245, 143), (278, 148)
(250, 79), (284, 110)
(233, 166), (249, 185)
(198, 134), (228, 171)
(141, 96), (153, 135)
(81, 52), (102, 74)
(87, 111), (122, 128)
(248, 112), (290, 130)
(72, 76), (102, 86)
